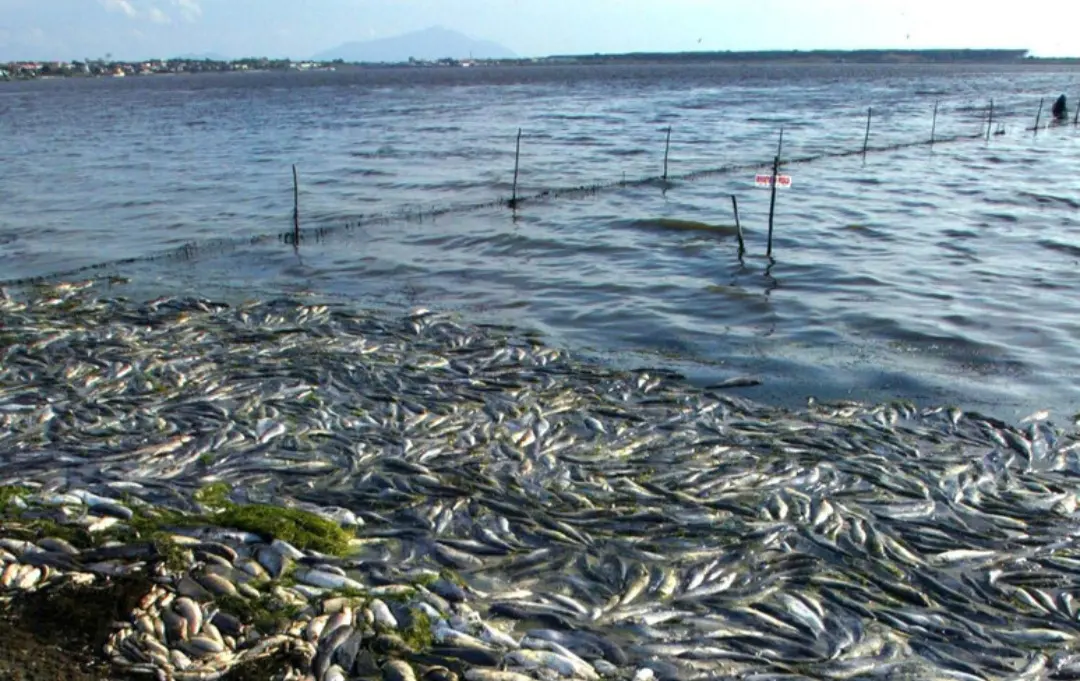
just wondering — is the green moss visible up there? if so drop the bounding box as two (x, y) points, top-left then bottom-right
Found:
(399, 609), (434, 650)
(332, 586), (367, 600)
(127, 504), (189, 538)
(214, 505), (350, 556)
(409, 571), (440, 588)
(0, 517), (94, 550)
(30, 519), (93, 548)
(378, 587), (416, 604)
(194, 482), (233, 509)
(122, 484), (352, 559)
(150, 533), (190, 572)
(0, 486), (30, 513)
(215, 592), (303, 635)
(439, 569), (466, 588)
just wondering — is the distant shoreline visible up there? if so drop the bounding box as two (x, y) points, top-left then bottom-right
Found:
(4, 49), (1078, 81)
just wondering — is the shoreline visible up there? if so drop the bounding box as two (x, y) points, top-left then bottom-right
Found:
(5, 52), (1080, 82)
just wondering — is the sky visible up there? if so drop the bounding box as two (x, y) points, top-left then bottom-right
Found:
(1, 0), (1078, 62)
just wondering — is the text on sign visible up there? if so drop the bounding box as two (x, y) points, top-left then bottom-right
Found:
(754, 174), (793, 188)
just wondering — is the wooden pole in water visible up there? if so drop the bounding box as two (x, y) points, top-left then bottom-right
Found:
(766, 155), (779, 258)
(1074, 96), (1079, 125)
(930, 100), (938, 148)
(1034, 98), (1044, 136)
(731, 195), (745, 257)
(862, 107), (872, 158)
(511, 128), (522, 209)
(662, 126), (672, 182)
(292, 164), (299, 244)
(986, 99), (994, 142)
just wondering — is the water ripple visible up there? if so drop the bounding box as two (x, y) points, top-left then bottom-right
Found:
(2, 63), (1080, 422)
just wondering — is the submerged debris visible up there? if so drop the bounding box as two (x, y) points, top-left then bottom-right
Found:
(1, 281), (1080, 680)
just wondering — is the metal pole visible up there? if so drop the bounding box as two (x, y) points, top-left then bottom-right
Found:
(862, 106), (872, 157)
(292, 164), (299, 244)
(930, 100), (938, 148)
(662, 126), (672, 181)
(511, 128), (522, 208)
(732, 195), (744, 257)
(766, 155), (779, 258)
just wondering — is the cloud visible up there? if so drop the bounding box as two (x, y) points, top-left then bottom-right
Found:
(100, 0), (138, 18)
(97, 0), (201, 25)
(147, 7), (171, 24)
(172, 0), (202, 21)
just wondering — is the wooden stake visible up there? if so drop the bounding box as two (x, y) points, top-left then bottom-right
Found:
(662, 126), (672, 182)
(930, 100), (938, 148)
(986, 99), (993, 142)
(292, 164), (299, 244)
(862, 106), (872, 157)
(1034, 98), (1044, 136)
(766, 155), (779, 258)
(511, 128), (522, 209)
(732, 195), (745, 257)
(1074, 96), (1079, 125)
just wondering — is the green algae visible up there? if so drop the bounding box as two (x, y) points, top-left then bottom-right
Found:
(214, 592), (303, 635)
(150, 533), (191, 572)
(0, 483), (351, 561)
(193, 481), (233, 509)
(215, 504), (349, 556)
(408, 571), (440, 588)
(439, 568), (466, 588)
(1, 517), (95, 550)
(331, 586), (368, 600)
(399, 608), (434, 650)
(0, 486), (30, 513)
(127, 483), (352, 557)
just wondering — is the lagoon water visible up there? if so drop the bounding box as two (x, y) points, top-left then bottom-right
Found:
(2, 62), (1080, 420)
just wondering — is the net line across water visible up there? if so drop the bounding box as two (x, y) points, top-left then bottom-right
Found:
(1, 104), (1077, 290)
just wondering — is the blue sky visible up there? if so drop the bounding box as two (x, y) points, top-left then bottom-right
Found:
(1, 0), (1077, 61)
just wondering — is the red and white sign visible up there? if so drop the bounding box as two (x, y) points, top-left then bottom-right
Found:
(755, 174), (792, 188)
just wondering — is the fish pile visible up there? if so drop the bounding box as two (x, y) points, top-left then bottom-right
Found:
(3, 280), (1080, 681)
(0, 484), (585, 681)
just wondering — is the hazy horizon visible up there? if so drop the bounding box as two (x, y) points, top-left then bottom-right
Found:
(1, 0), (1078, 63)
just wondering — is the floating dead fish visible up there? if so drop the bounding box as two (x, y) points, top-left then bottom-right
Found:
(0, 282), (1078, 681)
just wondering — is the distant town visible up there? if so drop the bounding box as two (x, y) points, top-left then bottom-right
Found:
(2, 57), (336, 80)
(1, 56), (541, 80)
(2, 49), (1075, 81)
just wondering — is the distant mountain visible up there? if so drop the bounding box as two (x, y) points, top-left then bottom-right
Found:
(313, 26), (516, 63)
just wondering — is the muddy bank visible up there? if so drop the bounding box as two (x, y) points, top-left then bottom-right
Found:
(0, 576), (149, 681)
(0, 574), (297, 681)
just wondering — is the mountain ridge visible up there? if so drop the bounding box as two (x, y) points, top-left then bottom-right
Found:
(313, 26), (516, 63)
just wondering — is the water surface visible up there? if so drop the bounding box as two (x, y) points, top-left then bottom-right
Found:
(3, 62), (1080, 421)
